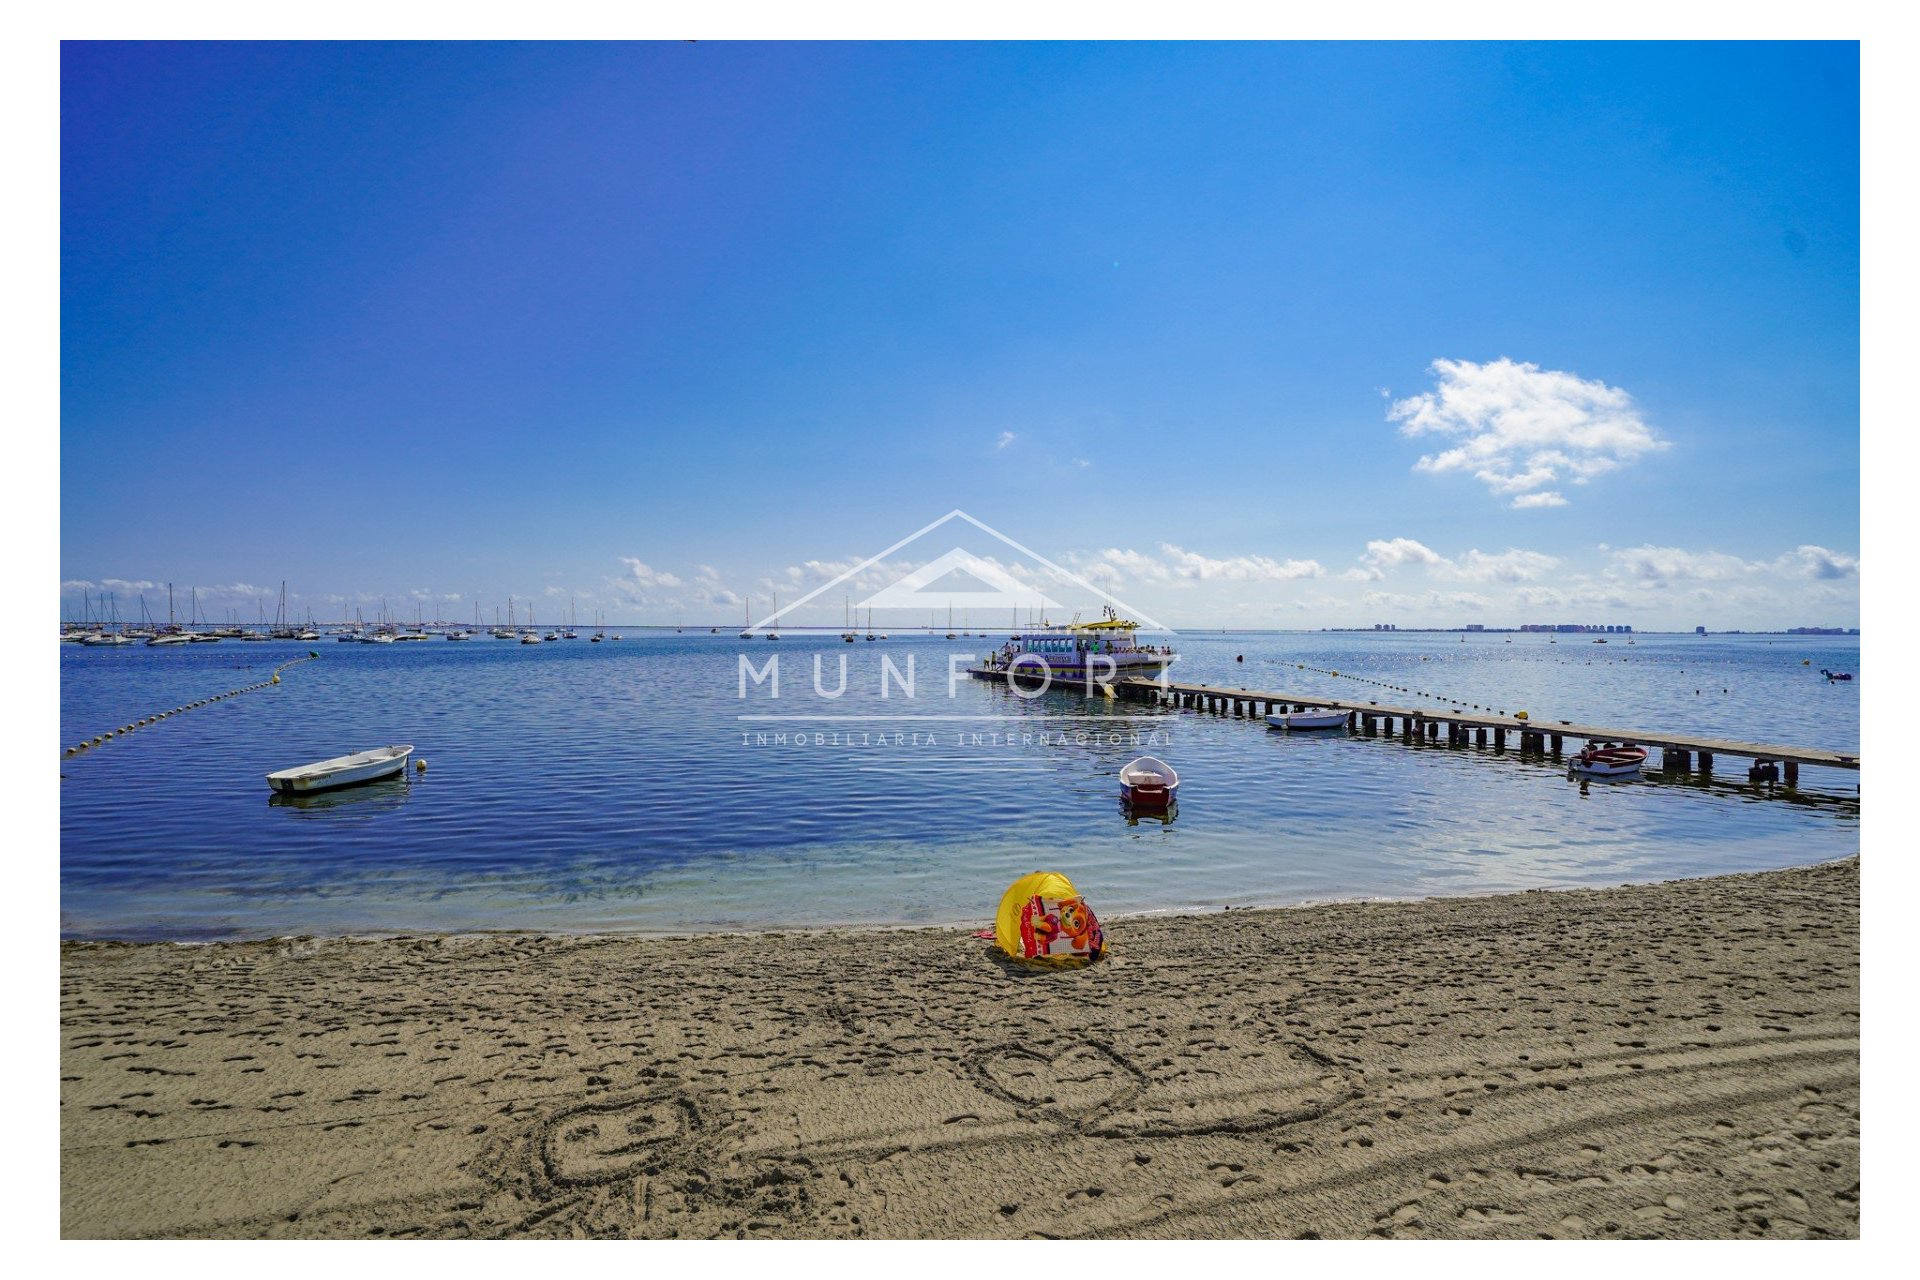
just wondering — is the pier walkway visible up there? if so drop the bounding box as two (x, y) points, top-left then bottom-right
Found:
(966, 668), (1858, 786)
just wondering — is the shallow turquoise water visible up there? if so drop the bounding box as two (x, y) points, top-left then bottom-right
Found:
(59, 631), (1860, 939)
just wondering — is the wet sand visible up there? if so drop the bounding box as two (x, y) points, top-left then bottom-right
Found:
(61, 857), (1859, 1239)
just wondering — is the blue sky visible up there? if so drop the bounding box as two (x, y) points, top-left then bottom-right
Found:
(61, 41), (1860, 629)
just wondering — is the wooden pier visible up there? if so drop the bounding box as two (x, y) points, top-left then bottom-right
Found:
(967, 668), (1858, 786)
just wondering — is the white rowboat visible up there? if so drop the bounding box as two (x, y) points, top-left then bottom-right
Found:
(1265, 708), (1348, 730)
(1568, 743), (1647, 777)
(1120, 755), (1179, 808)
(267, 744), (414, 794)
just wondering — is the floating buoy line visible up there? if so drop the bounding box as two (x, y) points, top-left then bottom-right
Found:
(1284, 660), (1520, 718)
(1280, 649), (1811, 721)
(61, 652), (320, 760)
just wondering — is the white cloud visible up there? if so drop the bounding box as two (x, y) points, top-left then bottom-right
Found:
(1360, 538), (1446, 571)
(1602, 543), (1857, 591)
(1080, 543), (1323, 587)
(1449, 548), (1561, 583)
(1388, 358), (1667, 507)
(1162, 545), (1323, 582)
(1606, 545), (1757, 584)
(994, 431), (1016, 452)
(1360, 588), (1492, 613)
(1072, 457), (1092, 469)
(1510, 584), (1617, 611)
(620, 558), (683, 588)
(1775, 545), (1859, 580)
(1350, 538), (1559, 584)
(767, 554), (1058, 601)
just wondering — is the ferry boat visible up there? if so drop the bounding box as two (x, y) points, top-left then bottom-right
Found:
(978, 606), (1176, 684)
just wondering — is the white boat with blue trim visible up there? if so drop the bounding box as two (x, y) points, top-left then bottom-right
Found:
(267, 744), (414, 794)
(1265, 708), (1348, 730)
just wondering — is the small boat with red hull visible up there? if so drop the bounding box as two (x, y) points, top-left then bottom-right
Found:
(1569, 742), (1648, 777)
(1120, 756), (1178, 808)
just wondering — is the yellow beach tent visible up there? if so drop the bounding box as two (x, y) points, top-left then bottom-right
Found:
(995, 871), (1105, 966)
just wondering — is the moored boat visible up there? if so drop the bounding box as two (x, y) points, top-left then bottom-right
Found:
(984, 606), (1176, 686)
(1119, 756), (1179, 808)
(266, 744), (414, 794)
(1569, 742), (1648, 776)
(1265, 708), (1348, 731)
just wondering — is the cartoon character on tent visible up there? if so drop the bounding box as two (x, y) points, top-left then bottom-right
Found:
(994, 871), (1104, 966)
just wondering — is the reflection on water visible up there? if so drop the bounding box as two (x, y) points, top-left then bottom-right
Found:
(61, 631), (1860, 939)
(1119, 798), (1179, 827)
(268, 776), (413, 813)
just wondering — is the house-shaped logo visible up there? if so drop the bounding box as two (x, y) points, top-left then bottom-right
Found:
(745, 510), (1172, 634)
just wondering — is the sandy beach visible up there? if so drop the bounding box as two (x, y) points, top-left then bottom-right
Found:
(60, 857), (1859, 1239)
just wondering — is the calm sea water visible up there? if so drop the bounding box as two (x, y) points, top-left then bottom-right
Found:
(60, 631), (1860, 940)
